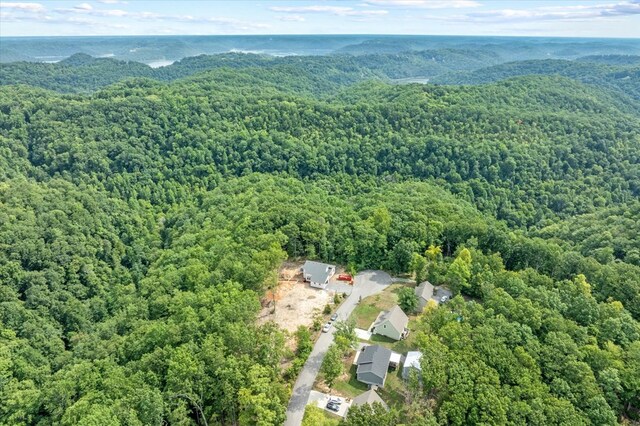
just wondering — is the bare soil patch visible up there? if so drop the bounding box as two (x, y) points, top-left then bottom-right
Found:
(258, 261), (332, 334)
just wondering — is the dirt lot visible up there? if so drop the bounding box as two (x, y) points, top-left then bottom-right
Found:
(258, 261), (333, 334)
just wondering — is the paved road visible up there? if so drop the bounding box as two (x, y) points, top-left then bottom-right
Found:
(283, 270), (393, 426)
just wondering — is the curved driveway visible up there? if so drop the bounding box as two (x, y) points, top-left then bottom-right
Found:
(283, 270), (393, 426)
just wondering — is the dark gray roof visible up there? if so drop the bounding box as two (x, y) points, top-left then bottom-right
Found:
(373, 305), (408, 332)
(357, 345), (392, 381)
(415, 281), (434, 301)
(352, 389), (387, 409)
(302, 260), (335, 284)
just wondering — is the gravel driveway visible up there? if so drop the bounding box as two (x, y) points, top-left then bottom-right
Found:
(283, 270), (392, 426)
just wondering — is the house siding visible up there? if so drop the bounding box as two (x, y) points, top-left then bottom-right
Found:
(357, 371), (385, 387)
(373, 320), (402, 340)
(417, 297), (428, 312)
(309, 280), (327, 289)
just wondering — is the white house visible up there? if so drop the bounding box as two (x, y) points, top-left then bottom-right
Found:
(302, 260), (336, 289)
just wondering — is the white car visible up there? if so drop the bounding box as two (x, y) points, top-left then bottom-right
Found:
(322, 323), (332, 333)
(440, 295), (449, 303)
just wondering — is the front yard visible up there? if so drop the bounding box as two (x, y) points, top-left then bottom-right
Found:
(351, 283), (420, 354)
(315, 282), (423, 409)
(350, 283), (405, 329)
(316, 362), (407, 408)
(331, 365), (369, 398)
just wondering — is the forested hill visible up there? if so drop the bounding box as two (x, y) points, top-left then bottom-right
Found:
(0, 50), (500, 94)
(1, 48), (640, 425)
(432, 59), (640, 103)
(2, 73), (638, 229)
(2, 50), (639, 111)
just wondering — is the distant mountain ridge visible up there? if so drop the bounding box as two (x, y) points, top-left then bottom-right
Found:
(0, 49), (501, 93)
(2, 34), (639, 64)
(2, 50), (639, 114)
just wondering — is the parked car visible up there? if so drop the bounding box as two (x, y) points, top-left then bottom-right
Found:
(322, 322), (332, 333)
(440, 295), (449, 303)
(328, 397), (342, 405)
(330, 313), (338, 321)
(326, 402), (340, 412)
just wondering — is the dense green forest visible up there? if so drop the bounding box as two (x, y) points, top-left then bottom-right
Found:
(0, 50), (502, 94)
(432, 58), (640, 105)
(1, 48), (639, 425)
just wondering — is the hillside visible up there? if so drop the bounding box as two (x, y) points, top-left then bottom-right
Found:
(0, 50), (495, 94)
(2, 72), (638, 228)
(432, 59), (640, 106)
(0, 49), (639, 425)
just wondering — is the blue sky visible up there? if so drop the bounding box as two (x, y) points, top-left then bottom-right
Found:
(1, 1), (639, 37)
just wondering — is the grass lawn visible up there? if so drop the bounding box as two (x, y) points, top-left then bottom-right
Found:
(378, 367), (407, 407)
(331, 365), (368, 398)
(388, 317), (419, 353)
(351, 284), (406, 329)
(302, 405), (341, 426)
(369, 334), (396, 344)
(329, 361), (408, 409)
(350, 303), (381, 329)
(366, 332), (418, 354)
(332, 282), (422, 409)
(352, 285), (421, 355)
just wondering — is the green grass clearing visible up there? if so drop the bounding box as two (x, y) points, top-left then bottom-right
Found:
(351, 283), (406, 329)
(338, 282), (423, 409)
(350, 303), (381, 329)
(331, 365), (368, 398)
(302, 405), (341, 426)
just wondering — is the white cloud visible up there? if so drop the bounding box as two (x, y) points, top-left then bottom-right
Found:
(0, 2), (45, 12)
(131, 12), (271, 30)
(55, 6), (128, 17)
(4, 3), (270, 32)
(100, 9), (127, 16)
(363, 0), (480, 8)
(278, 14), (305, 22)
(74, 3), (92, 11)
(137, 11), (161, 20)
(452, 1), (640, 22)
(270, 5), (388, 16)
(97, 0), (128, 4)
(186, 15), (271, 29)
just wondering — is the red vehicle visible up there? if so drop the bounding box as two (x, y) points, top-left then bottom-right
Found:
(337, 274), (353, 281)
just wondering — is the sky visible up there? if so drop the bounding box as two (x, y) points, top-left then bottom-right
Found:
(0, 0), (639, 38)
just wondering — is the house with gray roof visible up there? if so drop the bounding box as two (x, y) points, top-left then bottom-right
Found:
(415, 281), (435, 312)
(371, 305), (409, 341)
(351, 389), (388, 410)
(356, 345), (392, 387)
(302, 260), (336, 289)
